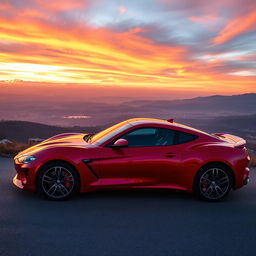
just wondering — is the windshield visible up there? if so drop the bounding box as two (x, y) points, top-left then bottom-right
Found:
(88, 120), (132, 145)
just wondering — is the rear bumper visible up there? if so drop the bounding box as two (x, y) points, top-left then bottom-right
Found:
(242, 167), (250, 186)
(235, 166), (250, 189)
(243, 176), (250, 186)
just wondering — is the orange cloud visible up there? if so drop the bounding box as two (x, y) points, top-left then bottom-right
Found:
(118, 6), (126, 15)
(212, 11), (256, 44)
(0, 13), (191, 86)
(0, 3), (255, 95)
(35, 0), (86, 12)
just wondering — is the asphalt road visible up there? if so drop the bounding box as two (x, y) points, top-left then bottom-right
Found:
(1, 157), (256, 256)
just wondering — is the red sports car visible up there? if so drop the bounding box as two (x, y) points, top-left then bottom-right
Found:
(13, 118), (250, 201)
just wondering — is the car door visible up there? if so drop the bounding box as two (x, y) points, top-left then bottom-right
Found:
(97, 127), (183, 188)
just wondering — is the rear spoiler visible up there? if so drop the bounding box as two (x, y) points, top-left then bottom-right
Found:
(212, 133), (246, 148)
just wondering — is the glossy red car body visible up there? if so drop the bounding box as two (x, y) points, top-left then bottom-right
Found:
(13, 118), (250, 197)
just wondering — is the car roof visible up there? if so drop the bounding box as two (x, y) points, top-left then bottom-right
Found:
(127, 118), (172, 126)
(126, 118), (210, 136)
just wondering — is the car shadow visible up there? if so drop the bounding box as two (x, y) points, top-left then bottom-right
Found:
(9, 182), (241, 206)
(78, 188), (195, 201)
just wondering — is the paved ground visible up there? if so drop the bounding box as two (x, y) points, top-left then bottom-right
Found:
(0, 157), (256, 256)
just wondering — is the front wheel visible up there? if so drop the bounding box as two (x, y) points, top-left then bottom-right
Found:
(194, 164), (232, 201)
(37, 161), (79, 200)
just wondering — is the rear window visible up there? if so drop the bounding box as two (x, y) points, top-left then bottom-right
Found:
(176, 131), (198, 144)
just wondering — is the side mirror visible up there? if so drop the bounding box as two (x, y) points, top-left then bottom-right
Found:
(111, 138), (128, 148)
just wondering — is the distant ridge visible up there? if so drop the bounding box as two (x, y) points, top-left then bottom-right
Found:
(124, 93), (256, 113)
(0, 121), (102, 142)
(0, 92), (256, 129)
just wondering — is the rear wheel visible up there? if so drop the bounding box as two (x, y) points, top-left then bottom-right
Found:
(194, 164), (232, 201)
(37, 161), (79, 200)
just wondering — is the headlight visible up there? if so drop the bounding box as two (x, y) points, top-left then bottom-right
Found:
(17, 155), (36, 164)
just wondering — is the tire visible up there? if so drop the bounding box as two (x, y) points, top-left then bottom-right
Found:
(37, 161), (79, 200)
(194, 164), (233, 201)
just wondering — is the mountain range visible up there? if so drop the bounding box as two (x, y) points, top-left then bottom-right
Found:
(0, 93), (256, 126)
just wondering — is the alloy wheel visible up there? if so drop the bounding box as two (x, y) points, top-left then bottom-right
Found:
(41, 166), (74, 199)
(199, 168), (230, 200)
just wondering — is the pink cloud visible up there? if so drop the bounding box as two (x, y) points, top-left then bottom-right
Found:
(0, 2), (11, 11)
(118, 6), (126, 15)
(189, 15), (218, 23)
(212, 11), (256, 44)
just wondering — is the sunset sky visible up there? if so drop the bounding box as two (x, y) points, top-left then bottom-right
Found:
(0, 0), (255, 96)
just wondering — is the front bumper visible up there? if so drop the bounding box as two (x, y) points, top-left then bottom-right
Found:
(13, 174), (24, 189)
(12, 158), (38, 191)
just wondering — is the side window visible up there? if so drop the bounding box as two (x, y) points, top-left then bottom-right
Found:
(121, 128), (157, 147)
(126, 128), (156, 136)
(117, 127), (176, 147)
(176, 131), (198, 144)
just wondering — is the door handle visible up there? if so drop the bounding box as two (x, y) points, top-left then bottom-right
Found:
(165, 152), (176, 158)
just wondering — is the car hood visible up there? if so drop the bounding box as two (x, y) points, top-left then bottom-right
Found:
(17, 133), (91, 157)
